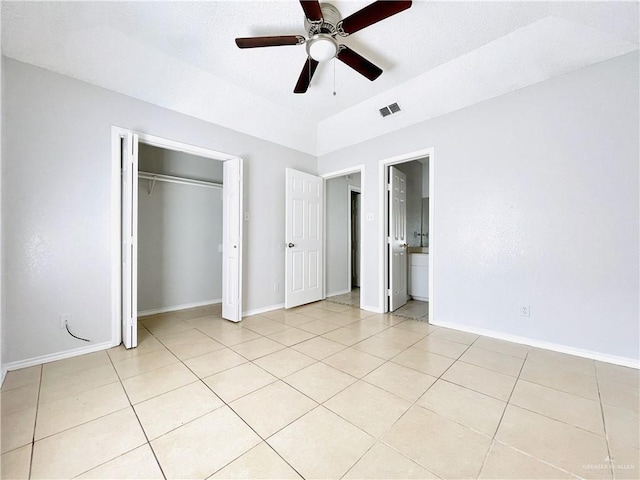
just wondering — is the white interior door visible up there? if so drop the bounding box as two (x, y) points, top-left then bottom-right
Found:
(285, 168), (323, 308)
(222, 157), (243, 322)
(121, 132), (138, 348)
(389, 166), (408, 311)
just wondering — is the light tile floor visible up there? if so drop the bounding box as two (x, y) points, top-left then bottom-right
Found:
(326, 288), (429, 321)
(1, 302), (638, 479)
(393, 300), (429, 321)
(325, 288), (361, 307)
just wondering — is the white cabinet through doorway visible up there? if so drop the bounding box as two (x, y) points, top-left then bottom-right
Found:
(409, 253), (429, 301)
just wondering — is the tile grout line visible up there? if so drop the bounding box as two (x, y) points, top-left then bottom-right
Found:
(21, 359), (141, 459)
(356, 329), (475, 477)
(489, 438), (584, 480)
(476, 349), (595, 480)
(27, 365), (43, 480)
(594, 361), (616, 480)
(505, 354), (618, 435)
(204, 377), (311, 478)
(204, 307), (427, 478)
(159, 319), (315, 479)
(506, 373), (601, 403)
(105, 348), (168, 480)
(475, 346), (529, 479)
(334, 325), (474, 479)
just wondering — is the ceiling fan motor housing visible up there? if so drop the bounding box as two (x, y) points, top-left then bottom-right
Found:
(304, 3), (342, 36)
(304, 3), (342, 62)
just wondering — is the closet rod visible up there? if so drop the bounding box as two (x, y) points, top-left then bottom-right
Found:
(138, 171), (222, 190)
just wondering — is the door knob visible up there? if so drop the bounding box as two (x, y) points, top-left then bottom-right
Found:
(288, 243), (295, 248)
(402, 243), (408, 248)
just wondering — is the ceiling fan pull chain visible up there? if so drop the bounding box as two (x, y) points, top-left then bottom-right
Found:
(333, 58), (337, 96)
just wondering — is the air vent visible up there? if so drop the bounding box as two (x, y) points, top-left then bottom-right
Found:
(389, 102), (401, 114)
(379, 102), (402, 118)
(379, 106), (391, 117)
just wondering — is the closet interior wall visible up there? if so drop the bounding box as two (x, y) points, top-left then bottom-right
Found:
(137, 143), (224, 315)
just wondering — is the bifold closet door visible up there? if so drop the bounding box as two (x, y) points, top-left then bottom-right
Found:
(222, 157), (243, 322)
(121, 132), (138, 348)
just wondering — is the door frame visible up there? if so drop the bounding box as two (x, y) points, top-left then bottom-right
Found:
(348, 185), (361, 291)
(378, 148), (434, 318)
(111, 127), (242, 345)
(320, 165), (365, 306)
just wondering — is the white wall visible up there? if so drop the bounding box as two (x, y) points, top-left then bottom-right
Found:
(137, 180), (223, 313)
(0, 17), (4, 381)
(318, 52), (639, 364)
(325, 173), (361, 296)
(138, 143), (224, 183)
(2, 58), (316, 366)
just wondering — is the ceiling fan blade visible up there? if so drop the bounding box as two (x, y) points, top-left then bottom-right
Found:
(294, 57), (320, 94)
(235, 36), (304, 49)
(339, 1), (412, 35)
(337, 46), (382, 81)
(300, 0), (323, 22)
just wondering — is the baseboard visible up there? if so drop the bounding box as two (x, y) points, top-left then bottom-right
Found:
(138, 299), (222, 317)
(430, 319), (639, 369)
(243, 303), (285, 317)
(326, 289), (352, 298)
(2, 340), (118, 375)
(361, 304), (384, 314)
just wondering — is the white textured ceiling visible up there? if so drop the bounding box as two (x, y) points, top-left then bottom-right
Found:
(2, 1), (638, 155)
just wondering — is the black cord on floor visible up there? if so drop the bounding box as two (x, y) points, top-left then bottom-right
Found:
(66, 323), (91, 342)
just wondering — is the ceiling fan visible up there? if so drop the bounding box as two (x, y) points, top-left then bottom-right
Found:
(235, 0), (412, 94)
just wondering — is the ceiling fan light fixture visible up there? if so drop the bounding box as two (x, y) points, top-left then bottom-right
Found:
(306, 34), (337, 62)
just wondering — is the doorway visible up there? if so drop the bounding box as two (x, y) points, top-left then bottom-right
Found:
(322, 167), (364, 309)
(379, 148), (434, 319)
(113, 128), (244, 348)
(350, 187), (361, 289)
(137, 143), (224, 319)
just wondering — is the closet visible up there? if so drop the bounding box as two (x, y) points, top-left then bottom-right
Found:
(137, 143), (224, 316)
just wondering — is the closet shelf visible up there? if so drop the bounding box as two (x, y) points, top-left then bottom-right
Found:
(139, 171), (222, 196)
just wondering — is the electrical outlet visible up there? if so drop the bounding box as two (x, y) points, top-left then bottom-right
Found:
(60, 314), (72, 328)
(244, 212), (249, 221)
(520, 305), (530, 317)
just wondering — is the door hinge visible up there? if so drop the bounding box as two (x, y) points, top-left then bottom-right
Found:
(387, 183), (392, 191)
(387, 289), (392, 297)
